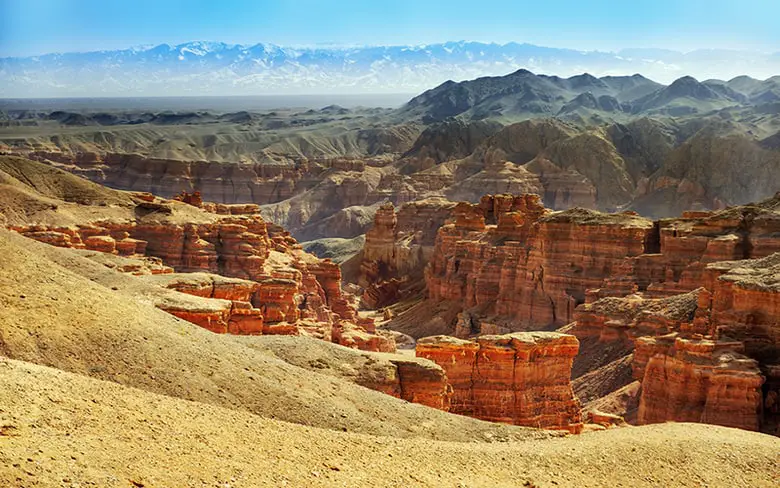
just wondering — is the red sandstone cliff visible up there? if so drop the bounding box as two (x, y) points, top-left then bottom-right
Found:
(423, 194), (654, 330)
(637, 336), (764, 431)
(408, 193), (780, 335)
(569, 253), (780, 433)
(359, 198), (457, 307)
(365, 193), (780, 433)
(8, 196), (393, 352)
(416, 332), (583, 432)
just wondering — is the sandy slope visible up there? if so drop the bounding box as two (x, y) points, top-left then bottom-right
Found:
(0, 229), (542, 442)
(0, 155), (217, 227)
(1, 357), (778, 488)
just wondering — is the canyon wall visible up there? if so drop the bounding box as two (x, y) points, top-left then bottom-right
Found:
(411, 192), (780, 333)
(27, 151), (329, 204)
(570, 253), (780, 433)
(423, 193), (656, 329)
(365, 192), (780, 433)
(636, 336), (764, 431)
(416, 332), (583, 432)
(9, 195), (393, 352)
(359, 198), (457, 307)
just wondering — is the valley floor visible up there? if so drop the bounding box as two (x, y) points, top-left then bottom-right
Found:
(1, 357), (778, 488)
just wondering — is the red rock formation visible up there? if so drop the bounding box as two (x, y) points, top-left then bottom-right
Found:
(416, 332), (583, 432)
(9, 198), (390, 351)
(173, 190), (204, 207)
(704, 254), (780, 362)
(391, 357), (452, 410)
(164, 303), (233, 334)
(150, 274), (265, 335)
(572, 290), (704, 350)
(226, 301), (265, 335)
(425, 194), (654, 329)
(570, 254), (780, 433)
(413, 193), (780, 335)
(358, 198), (457, 307)
(637, 336), (764, 431)
(388, 193), (780, 432)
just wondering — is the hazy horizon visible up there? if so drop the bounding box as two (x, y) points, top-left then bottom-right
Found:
(0, 93), (417, 111)
(1, 1), (779, 97)
(2, 39), (779, 61)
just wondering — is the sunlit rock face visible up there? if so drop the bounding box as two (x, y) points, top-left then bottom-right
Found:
(9, 197), (392, 352)
(416, 332), (583, 433)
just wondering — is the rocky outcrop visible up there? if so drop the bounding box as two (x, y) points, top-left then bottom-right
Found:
(139, 273), (265, 335)
(569, 253), (780, 433)
(391, 356), (453, 410)
(414, 193), (780, 335)
(424, 194), (654, 330)
(572, 289), (705, 351)
(28, 151), (330, 205)
(373, 193), (780, 432)
(416, 332), (582, 432)
(359, 198), (457, 307)
(254, 336), (451, 410)
(8, 195), (392, 352)
(704, 253), (780, 363)
(637, 336), (764, 431)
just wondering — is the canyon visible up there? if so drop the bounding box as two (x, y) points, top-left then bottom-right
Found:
(0, 156), (393, 353)
(1, 30), (780, 484)
(5, 147), (778, 437)
(3, 70), (780, 249)
(361, 191), (780, 434)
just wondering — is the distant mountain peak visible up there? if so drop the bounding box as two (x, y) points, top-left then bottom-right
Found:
(665, 76), (721, 100)
(1, 41), (779, 97)
(511, 68), (534, 76)
(400, 68), (773, 122)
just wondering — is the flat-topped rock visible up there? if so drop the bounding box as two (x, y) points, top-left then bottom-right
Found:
(417, 332), (582, 432)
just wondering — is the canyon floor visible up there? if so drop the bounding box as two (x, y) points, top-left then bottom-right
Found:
(2, 356), (778, 488)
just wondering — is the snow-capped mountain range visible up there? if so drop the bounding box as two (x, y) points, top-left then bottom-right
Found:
(2, 41), (779, 97)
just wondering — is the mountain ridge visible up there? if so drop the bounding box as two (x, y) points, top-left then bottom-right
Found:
(3, 40), (780, 97)
(398, 70), (780, 123)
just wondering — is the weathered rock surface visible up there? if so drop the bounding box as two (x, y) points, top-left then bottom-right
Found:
(9, 101), (780, 243)
(361, 192), (780, 433)
(423, 193), (655, 330)
(359, 198), (457, 306)
(637, 336), (764, 431)
(569, 254), (780, 433)
(243, 336), (451, 410)
(704, 253), (780, 363)
(416, 332), (583, 432)
(410, 193), (780, 336)
(138, 273), (265, 334)
(1, 156), (391, 351)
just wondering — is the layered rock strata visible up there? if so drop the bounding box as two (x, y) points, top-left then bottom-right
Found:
(359, 197), (457, 307)
(254, 336), (452, 410)
(8, 198), (392, 352)
(637, 336), (764, 431)
(139, 273), (265, 335)
(569, 254), (780, 433)
(416, 332), (583, 432)
(424, 193), (655, 329)
(365, 193), (780, 432)
(28, 151), (329, 205)
(416, 193), (780, 332)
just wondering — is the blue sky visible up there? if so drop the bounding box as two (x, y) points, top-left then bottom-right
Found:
(1, 0), (779, 57)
